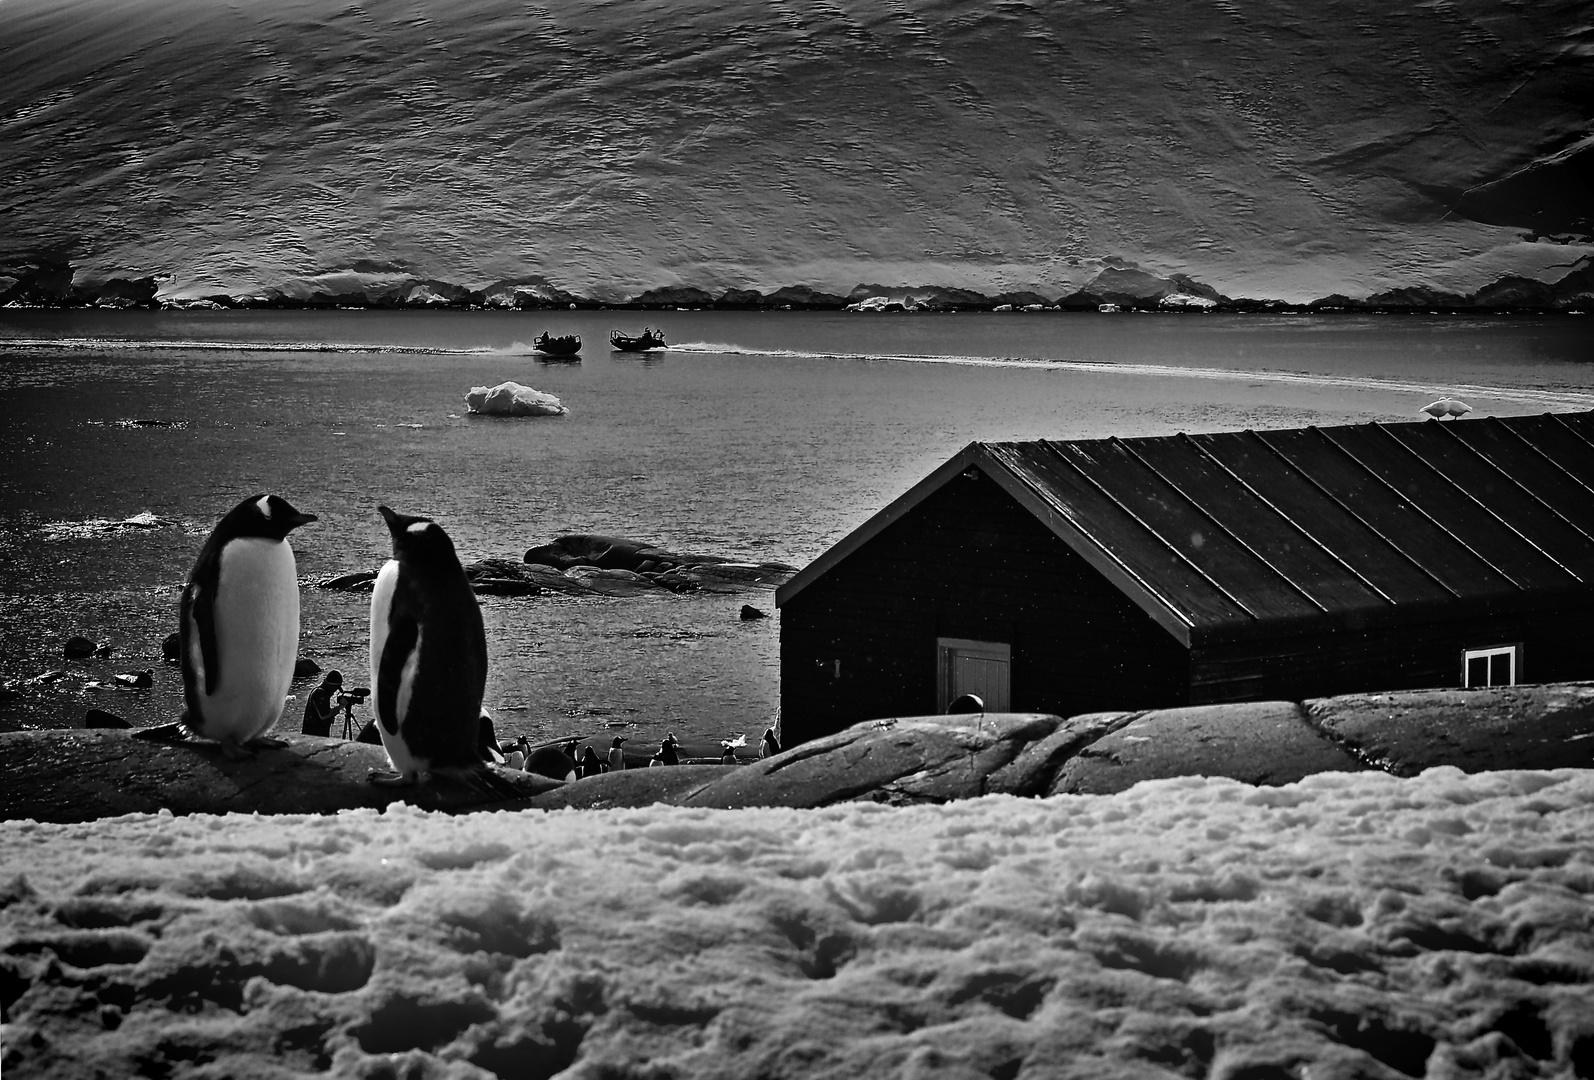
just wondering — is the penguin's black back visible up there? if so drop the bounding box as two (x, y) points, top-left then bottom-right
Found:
(377, 507), (487, 769)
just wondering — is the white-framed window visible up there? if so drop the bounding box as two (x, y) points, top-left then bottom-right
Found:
(937, 637), (1011, 713)
(1462, 644), (1522, 688)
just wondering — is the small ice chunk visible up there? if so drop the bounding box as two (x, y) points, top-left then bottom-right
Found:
(465, 381), (568, 417)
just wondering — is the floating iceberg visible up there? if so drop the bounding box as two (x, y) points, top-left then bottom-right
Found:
(1159, 292), (1218, 310)
(464, 381), (568, 417)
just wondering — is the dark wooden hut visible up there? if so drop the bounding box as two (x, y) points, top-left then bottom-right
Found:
(776, 411), (1594, 745)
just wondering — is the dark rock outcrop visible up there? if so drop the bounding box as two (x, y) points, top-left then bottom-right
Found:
(4, 683), (1590, 822)
(0, 731), (557, 822)
(1051, 701), (1366, 796)
(317, 570), (379, 591)
(1306, 683), (1594, 776)
(990, 290), (1055, 309)
(762, 285), (851, 308)
(524, 534), (676, 572)
(1306, 257), (1594, 313)
(0, 259), (161, 308)
(83, 709), (131, 729)
(629, 285), (717, 308)
(1448, 142), (1594, 240)
(1055, 267), (1228, 310)
(480, 275), (581, 308)
(0, 259), (75, 305)
(521, 765), (731, 810)
(1359, 285), (1473, 310)
(520, 535), (796, 594)
(6, 252), (1590, 314)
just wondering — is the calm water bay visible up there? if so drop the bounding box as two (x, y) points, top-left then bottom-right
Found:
(2, 309), (1591, 754)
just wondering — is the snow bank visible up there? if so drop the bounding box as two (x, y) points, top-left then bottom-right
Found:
(3, 767), (1592, 1078)
(464, 382), (567, 418)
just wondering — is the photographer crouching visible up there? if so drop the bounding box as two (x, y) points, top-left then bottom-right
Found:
(301, 671), (373, 739)
(302, 670), (344, 737)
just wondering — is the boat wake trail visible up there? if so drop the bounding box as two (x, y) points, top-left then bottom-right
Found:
(4, 337), (502, 356)
(669, 342), (1594, 411)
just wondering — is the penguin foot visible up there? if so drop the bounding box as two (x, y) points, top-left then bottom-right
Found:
(368, 768), (418, 787)
(436, 765), (530, 803)
(219, 741), (257, 761)
(247, 735), (290, 750)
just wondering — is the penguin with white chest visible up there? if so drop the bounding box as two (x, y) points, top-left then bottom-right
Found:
(368, 504), (511, 793)
(179, 494), (317, 759)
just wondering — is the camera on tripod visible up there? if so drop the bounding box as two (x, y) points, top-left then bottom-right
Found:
(335, 686), (372, 740)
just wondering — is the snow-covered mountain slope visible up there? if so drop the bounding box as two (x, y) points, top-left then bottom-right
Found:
(1, 0), (1590, 303)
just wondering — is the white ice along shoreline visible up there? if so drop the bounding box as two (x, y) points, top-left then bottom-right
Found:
(2, 765), (1591, 1077)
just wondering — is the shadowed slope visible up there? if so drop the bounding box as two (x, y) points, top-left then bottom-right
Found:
(0, 0), (1590, 302)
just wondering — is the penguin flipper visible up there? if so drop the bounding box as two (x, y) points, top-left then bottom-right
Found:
(186, 576), (223, 699)
(376, 614), (420, 736)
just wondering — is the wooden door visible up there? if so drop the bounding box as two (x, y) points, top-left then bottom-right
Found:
(937, 637), (1011, 712)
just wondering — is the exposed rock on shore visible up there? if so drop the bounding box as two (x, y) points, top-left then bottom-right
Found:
(0, 731), (558, 822)
(314, 536), (797, 601)
(4, 682), (1590, 823)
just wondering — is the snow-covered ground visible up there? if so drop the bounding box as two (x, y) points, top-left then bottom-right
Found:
(3, 767), (1591, 1077)
(1, 0), (1590, 304)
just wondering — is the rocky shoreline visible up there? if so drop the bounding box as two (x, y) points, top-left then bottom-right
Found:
(3, 681), (1590, 823)
(4, 257), (1591, 314)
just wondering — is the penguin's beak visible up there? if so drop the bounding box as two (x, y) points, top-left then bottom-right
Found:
(290, 511), (318, 528)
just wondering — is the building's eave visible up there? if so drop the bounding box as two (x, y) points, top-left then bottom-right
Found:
(776, 441), (1207, 648)
(775, 442), (990, 610)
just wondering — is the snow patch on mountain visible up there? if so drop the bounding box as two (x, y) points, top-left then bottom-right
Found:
(0, 0), (1590, 304)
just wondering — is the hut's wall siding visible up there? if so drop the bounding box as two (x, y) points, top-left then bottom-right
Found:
(1191, 603), (1594, 703)
(781, 471), (1187, 743)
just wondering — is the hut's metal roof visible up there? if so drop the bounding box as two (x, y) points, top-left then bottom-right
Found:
(775, 412), (1594, 647)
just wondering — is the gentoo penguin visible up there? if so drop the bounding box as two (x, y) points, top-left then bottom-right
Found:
(113, 669), (155, 690)
(606, 735), (627, 772)
(759, 726), (781, 759)
(179, 494), (316, 759)
(524, 744), (578, 781)
(578, 745), (607, 778)
(368, 504), (505, 791)
(649, 732), (680, 767)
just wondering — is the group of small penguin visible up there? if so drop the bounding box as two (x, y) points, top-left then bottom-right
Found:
(168, 492), (783, 789)
(493, 734), (631, 780)
(492, 725), (780, 781)
(171, 493), (501, 789)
